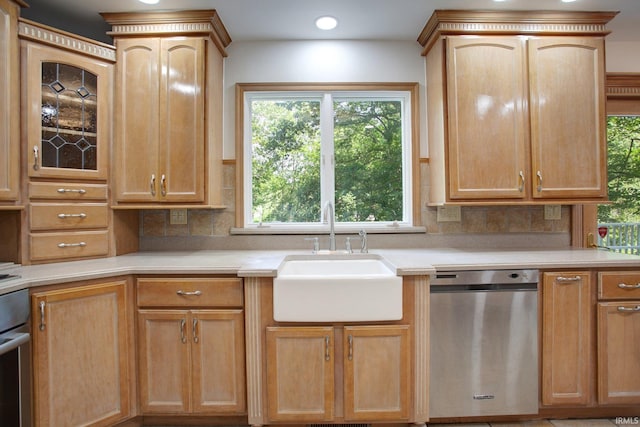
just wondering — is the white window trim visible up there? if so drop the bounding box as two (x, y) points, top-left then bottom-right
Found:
(236, 83), (420, 234)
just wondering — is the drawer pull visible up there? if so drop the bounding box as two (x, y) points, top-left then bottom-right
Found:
(176, 290), (202, 296)
(618, 282), (640, 289)
(57, 188), (87, 194)
(57, 213), (87, 219)
(57, 242), (87, 248)
(557, 276), (582, 282)
(617, 306), (640, 312)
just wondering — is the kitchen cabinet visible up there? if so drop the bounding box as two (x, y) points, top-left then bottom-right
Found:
(31, 278), (131, 427)
(19, 19), (116, 264)
(20, 21), (113, 181)
(265, 324), (410, 423)
(541, 271), (594, 406)
(419, 11), (615, 205)
(0, 0), (23, 203)
(136, 277), (246, 415)
(103, 10), (231, 208)
(597, 271), (640, 405)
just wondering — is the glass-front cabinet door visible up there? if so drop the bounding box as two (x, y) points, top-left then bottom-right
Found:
(23, 41), (111, 180)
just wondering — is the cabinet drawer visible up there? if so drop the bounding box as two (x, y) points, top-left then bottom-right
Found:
(137, 278), (243, 308)
(30, 230), (109, 262)
(29, 182), (108, 200)
(599, 272), (640, 300)
(30, 203), (109, 230)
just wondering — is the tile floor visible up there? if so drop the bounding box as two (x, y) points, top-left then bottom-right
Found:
(427, 419), (631, 426)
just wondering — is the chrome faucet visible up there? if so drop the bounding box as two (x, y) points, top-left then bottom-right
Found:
(359, 229), (368, 253)
(323, 201), (336, 251)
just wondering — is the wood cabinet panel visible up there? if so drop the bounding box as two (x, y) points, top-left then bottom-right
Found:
(137, 277), (243, 308)
(29, 230), (109, 262)
(31, 280), (130, 427)
(138, 310), (191, 413)
(29, 182), (108, 200)
(0, 0), (20, 202)
(599, 271), (640, 300)
(343, 325), (410, 421)
(541, 271), (593, 406)
(529, 37), (607, 199)
(266, 326), (335, 422)
(30, 203), (109, 230)
(446, 36), (528, 200)
(597, 302), (640, 405)
(191, 310), (246, 413)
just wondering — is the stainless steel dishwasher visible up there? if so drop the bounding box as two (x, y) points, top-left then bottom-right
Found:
(429, 269), (538, 418)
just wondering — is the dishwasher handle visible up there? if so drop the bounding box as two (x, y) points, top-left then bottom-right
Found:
(430, 283), (537, 293)
(0, 332), (30, 356)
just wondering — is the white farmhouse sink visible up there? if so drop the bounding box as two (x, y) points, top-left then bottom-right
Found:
(273, 255), (403, 322)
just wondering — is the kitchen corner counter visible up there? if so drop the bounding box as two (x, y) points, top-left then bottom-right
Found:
(1, 247), (639, 295)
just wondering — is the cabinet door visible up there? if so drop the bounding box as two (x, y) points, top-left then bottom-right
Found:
(446, 36), (528, 200)
(159, 38), (205, 203)
(266, 326), (334, 422)
(529, 37), (607, 199)
(597, 302), (640, 405)
(0, 0), (19, 201)
(22, 42), (111, 180)
(191, 310), (246, 414)
(114, 38), (160, 202)
(138, 310), (191, 413)
(31, 280), (130, 427)
(343, 325), (410, 421)
(541, 271), (593, 405)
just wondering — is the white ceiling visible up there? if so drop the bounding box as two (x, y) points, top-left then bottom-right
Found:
(20, 0), (640, 43)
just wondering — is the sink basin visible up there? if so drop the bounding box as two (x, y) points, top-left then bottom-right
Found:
(273, 255), (403, 322)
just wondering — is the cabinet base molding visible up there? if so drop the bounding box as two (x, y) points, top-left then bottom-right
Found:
(113, 415), (248, 426)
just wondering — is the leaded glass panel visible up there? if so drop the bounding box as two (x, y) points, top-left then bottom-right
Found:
(41, 62), (98, 170)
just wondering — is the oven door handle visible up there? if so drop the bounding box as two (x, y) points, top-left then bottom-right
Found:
(0, 332), (30, 356)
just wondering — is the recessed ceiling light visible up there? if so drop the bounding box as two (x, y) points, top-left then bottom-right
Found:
(315, 16), (338, 31)
(139, 0), (159, 4)
(561, 0), (578, 2)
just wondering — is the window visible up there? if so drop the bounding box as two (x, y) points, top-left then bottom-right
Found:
(237, 84), (418, 231)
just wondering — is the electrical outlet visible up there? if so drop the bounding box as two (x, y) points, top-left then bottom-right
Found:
(544, 205), (562, 221)
(437, 205), (461, 222)
(169, 209), (188, 225)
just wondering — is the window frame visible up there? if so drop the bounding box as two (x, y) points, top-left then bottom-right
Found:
(234, 82), (421, 233)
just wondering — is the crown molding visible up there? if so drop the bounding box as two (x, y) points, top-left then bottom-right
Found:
(101, 10), (231, 57)
(18, 18), (116, 62)
(606, 73), (640, 98)
(418, 10), (619, 55)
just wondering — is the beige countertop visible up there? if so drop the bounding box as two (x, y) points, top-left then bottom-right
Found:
(1, 247), (639, 295)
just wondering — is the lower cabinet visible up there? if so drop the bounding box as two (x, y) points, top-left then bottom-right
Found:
(136, 277), (246, 415)
(31, 279), (131, 427)
(597, 271), (640, 405)
(541, 271), (593, 406)
(265, 324), (410, 423)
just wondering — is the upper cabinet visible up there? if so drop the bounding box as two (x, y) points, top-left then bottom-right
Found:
(102, 10), (231, 208)
(20, 19), (114, 181)
(419, 10), (617, 205)
(0, 0), (25, 204)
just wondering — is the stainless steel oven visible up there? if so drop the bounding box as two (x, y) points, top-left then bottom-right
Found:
(0, 288), (32, 427)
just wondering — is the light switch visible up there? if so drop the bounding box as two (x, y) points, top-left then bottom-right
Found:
(170, 209), (188, 225)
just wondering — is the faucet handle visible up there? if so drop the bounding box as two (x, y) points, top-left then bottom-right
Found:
(358, 229), (368, 253)
(345, 237), (353, 254)
(304, 237), (320, 254)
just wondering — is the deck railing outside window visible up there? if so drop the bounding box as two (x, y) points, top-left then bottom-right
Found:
(597, 223), (640, 255)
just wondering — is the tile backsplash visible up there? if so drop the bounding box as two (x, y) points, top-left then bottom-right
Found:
(139, 163), (571, 250)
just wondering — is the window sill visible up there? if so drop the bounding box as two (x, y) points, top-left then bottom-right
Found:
(230, 224), (427, 235)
